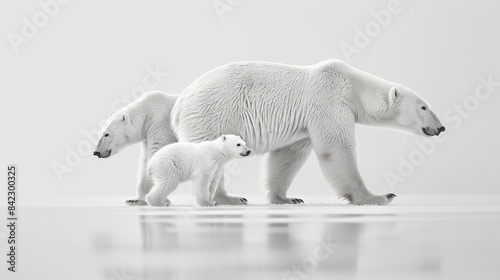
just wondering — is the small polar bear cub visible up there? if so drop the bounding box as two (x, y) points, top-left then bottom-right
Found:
(146, 135), (251, 207)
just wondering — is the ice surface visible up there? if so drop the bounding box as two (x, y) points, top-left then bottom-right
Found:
(2, 195), (500, 280)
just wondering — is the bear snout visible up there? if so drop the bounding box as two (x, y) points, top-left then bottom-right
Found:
(240, 150), (251, 157)
(437, 126), (446, 135)
(93, 150), (112, 158)
(422, 126), (446, 136)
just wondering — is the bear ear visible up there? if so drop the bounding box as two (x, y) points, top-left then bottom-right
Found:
(387, 86), (398, 107)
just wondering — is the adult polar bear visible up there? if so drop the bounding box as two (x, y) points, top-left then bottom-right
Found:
(172, 60), (445, 205)
(94, 91), (177, 205)
(94, 91), (249, 206)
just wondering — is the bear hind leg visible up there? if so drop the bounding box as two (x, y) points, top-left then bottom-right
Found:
(145, 175), (179, 207)
(265, 138), (313, 205)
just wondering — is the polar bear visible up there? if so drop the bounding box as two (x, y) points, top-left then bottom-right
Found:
(93, 91), (178, 205)
(93, 91), (249, 206)
(145, 135), (251, 207)
(172, 60), (446, 205)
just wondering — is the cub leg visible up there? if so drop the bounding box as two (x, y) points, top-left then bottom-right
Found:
(192, 170), (218, 207)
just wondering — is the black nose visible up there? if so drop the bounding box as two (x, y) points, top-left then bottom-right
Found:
(246, 150), (251, 155)
(93, 151), (100, 157)
(438, 127), (446, 133)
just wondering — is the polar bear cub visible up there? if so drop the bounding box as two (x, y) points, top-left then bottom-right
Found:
(146, 135), (251, 207)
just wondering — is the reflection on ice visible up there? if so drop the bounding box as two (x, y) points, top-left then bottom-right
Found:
(91, 203), (500, 280)
(7, 196), (500, 280)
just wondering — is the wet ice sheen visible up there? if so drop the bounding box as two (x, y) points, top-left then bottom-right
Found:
(3, 195), (500, 280)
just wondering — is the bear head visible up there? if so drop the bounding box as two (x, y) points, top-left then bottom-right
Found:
(93, 109), (138, 159)
(385, 85), (445, 137)
(220, 134), (251, 158)
(359, 85), (445, 137)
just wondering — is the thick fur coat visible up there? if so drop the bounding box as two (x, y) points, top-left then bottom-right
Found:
(146, 135), (251, 207)
(94, 91), (178, 205)
(172, 60), (445, 205)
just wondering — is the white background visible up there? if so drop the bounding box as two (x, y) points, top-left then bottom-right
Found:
(1, 0), (499, 200)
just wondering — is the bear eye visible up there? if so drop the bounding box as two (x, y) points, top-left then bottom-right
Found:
(237, 143), (241, 147)
(421, 106), (427, 110)
(104, 133), (110, 137)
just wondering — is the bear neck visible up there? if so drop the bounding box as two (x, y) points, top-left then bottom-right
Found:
(340, 63), (400, 126)
(139, 99), (173, 144)
(140, 114), (154, 141)
(207, 141), (231, 163)
(350, 85), (400, 127)
(128, 110), (148, 143)
(352, 101), (399, 126)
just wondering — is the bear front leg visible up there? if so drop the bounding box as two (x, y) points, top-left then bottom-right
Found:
(309, 109), (396, 205)
(265, 138), (313, 204)
(213, 175), (248, 205)
(315, 144), (396, 205)
(126, 142), (151, 206)
(192, 171), (218, 207)
(208, 168), (223, 201)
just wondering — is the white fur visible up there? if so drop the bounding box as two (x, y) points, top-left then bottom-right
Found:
(145, 135), (251, 207)
(95, 91), (249, 206)
(95, 91), (178, 205)
(172, 60), (444, 205)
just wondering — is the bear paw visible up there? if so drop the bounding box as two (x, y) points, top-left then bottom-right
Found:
(215, 195), (248, 206)
(270, 197), (305, 205)
(197, 200), (218, 207)
(145, 196), (171, 207)
(344, 193), (396, 205)
(125, 199), (148, 206)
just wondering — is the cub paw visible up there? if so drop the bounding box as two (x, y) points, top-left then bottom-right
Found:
(198, 200), (218, 207)
(145, 196), (170, 207)
(215, 195), (248, 205)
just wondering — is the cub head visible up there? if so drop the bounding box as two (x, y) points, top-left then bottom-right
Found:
(220, 134), (251, 158)
(93, 110), (138, 159)
(380, 85), (445, 137)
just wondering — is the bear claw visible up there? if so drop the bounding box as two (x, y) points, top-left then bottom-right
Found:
(215, 195), (248, 205)
(386, 193), (397, 199)
(344, 193), (395, 205)
(270, 197), (305, 204)
(125, 199), (148, 206)
(343, 194), (353, 202)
